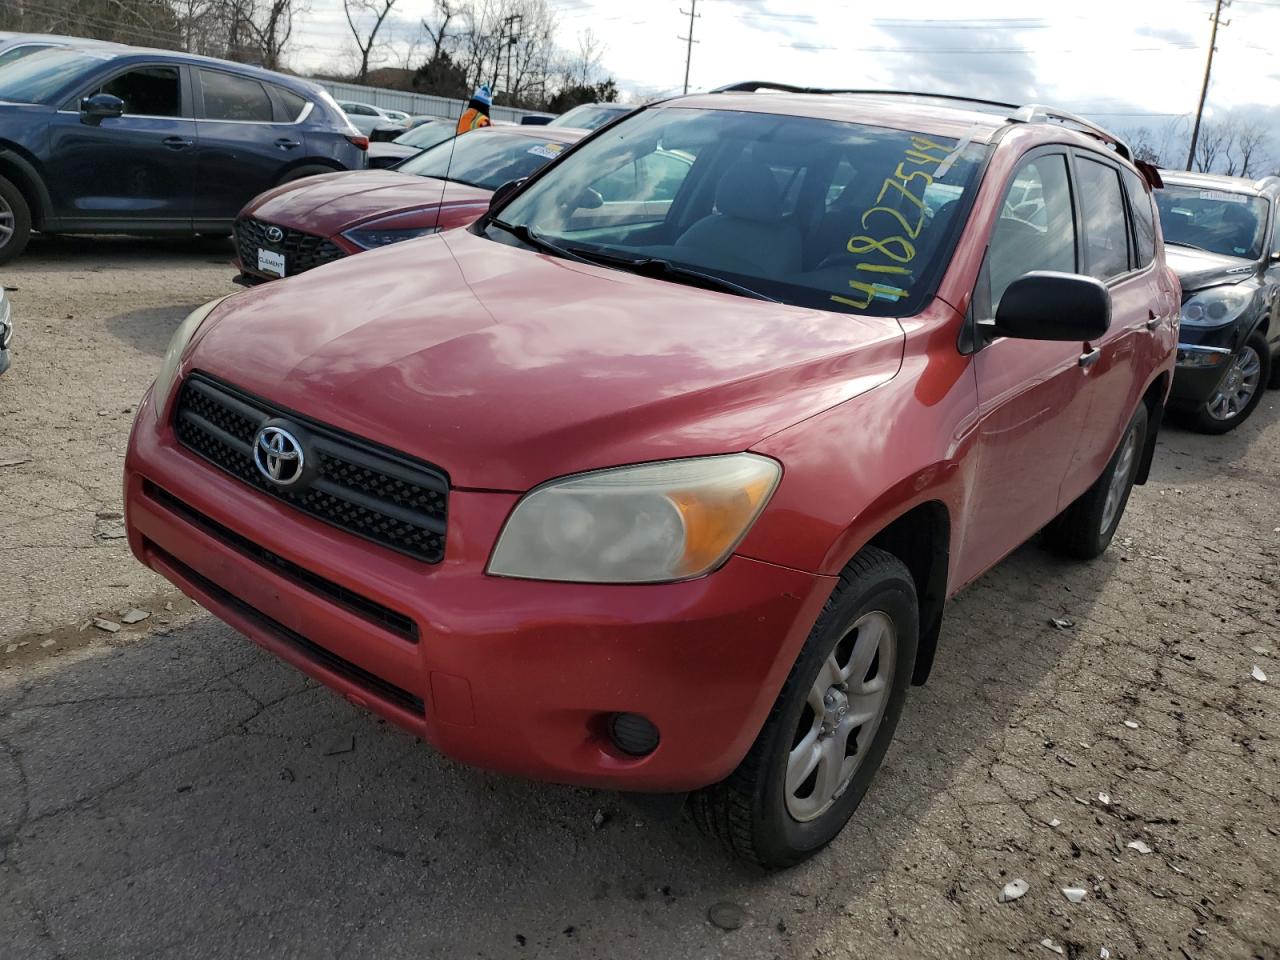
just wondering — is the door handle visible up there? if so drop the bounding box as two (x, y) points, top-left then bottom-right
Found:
(162, 136), (193, 149)
(1079, 347), (1101, 368)
(275, 138), (301, 149)
(1145, 309), (1161, 331)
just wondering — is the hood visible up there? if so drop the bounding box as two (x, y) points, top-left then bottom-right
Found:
(1164, 245), (1258, 293)
(246, 170), (492, 235)
(188, 229), (907, 491)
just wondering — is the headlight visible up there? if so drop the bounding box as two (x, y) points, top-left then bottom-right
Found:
(153, 297), (230, 422)
(1181, 284), (1253, 326)
(342, 224), (442, 249)
(488, 454), (782, 583)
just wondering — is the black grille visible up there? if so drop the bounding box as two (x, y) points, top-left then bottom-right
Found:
(149, 542), (425, 716)
(234, 217), (345, 276)
(144, 481), (418, 642)
(174, 373), (448, 563)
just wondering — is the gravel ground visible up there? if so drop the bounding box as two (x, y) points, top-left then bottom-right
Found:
(1, 236), (1278, 960)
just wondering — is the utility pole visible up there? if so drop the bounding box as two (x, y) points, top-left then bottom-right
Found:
(679, 0), (700, 95)
(502, 12), (522, 104)
(1186, 0), (1229, 171)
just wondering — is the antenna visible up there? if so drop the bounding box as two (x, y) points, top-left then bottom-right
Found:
(678, 0), (700, 95)
(434, 113), (464, 232)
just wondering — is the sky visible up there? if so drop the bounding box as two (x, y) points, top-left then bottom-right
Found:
(288, 0), (1280, 163)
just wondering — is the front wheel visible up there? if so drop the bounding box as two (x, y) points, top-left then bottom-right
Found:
(1043, 402), (1148, 560)
(0, 175), (32, 265)
(1186, 332), (1270, 434)
(690, 547), (918, 868)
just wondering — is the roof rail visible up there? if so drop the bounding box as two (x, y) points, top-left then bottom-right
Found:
(709, 82), (1020, 113)
(1008, 104), (1132, 161)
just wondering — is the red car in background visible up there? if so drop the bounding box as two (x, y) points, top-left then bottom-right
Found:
(232, 125), (586, 285)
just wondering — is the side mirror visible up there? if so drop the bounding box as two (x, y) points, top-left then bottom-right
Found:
(988, 271), (1112, 342)
(488, 178), (525, 215)
(80, 93), (124, 126)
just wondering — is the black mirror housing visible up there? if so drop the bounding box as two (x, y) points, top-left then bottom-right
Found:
(992, 271), (1112, 342)
(80, 93), (124, 125)
(488, 178), (525, 216)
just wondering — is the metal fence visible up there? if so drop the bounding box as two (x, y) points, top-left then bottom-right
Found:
(312, 79), (554, 125)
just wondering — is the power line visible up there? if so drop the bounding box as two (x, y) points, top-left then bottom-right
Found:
(1187, 0), (1229, 169)
(678, 0), (699, 95)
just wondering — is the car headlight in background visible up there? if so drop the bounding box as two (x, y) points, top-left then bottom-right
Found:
(1180, 284), (1254, 326)
(342, 224), (442, 249)
(153, 297), (230, 422)
(488, 454), (782, 584)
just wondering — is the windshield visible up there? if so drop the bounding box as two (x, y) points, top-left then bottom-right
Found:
(0, 47), (113, 103)
(550, 104), (627, 130)
(398, 132), (570, 190)
(493, 106), (986, 316)
(395, 122), (454, 150)
(1155, 183), (1270, 260)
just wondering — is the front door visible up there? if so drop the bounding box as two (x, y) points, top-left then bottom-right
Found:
(959, 149), (1095, 584)
(47, 64), (195, 226)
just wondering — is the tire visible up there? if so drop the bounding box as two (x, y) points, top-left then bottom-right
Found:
(690, 547), (918, 868)
(1185, 332), (1270, 434)
(1266, 343), (1280, 390)
(1042, 402), (1148, 560)
(276, 164), (338, 186)
(0, 174), (33, 265)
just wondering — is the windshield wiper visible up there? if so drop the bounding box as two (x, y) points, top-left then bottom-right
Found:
(1165, 239), (1208, 252)
(560, 247), (779, 302)
(487, 219), (595, 265)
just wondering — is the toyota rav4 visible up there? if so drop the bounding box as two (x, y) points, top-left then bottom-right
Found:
(124, 84), (1178, 867)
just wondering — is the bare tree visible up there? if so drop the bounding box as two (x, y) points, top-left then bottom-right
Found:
(1232, 121), (1269, 178)
(344, 0), (399, 83)
(1123, 126), (1163, 166)
(1194, 120), (1229, 173)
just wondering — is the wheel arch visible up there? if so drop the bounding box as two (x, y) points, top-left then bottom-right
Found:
(861, 500), (952, 686)
(0, 147), (53, 227)
(273, 157), (345, 186)
(1134, 370), (1170, 486)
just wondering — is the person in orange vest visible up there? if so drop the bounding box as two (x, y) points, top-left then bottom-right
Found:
(456, 85), (493, 135)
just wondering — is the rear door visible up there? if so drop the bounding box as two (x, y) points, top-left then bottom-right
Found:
(959, 149), (1096, 583)
(47, 62), (196, 226)
(191, 68), (305, 225)
(1056, 153), (1160, 504)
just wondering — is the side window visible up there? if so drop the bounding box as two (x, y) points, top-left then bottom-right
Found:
(1272, 203), (1280, 257)
(1076, 156), (1132, 280)
(1121, 168), (1156, 268)
(986, 154), (1077, 311)
(95, 66), (181, 118)
(198, 70), (273, 122)
(272, 85), (308, 122)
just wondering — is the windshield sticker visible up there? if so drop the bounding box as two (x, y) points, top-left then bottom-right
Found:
(1200, 189), (1249, 204)
(527, 143), (564, 160)
(832, 135), (955, 310)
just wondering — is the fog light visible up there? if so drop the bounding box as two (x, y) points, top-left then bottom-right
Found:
(609, 712), (660, 757)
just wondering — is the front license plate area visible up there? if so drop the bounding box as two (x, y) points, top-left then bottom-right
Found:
(258, 248), (286, 277)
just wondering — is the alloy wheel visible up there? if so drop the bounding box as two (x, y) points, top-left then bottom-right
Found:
(785, 611), (897, 822)
(0, 194), (13, 245)
(1100, 420), (1141, 534)
(1205, 345), (1262, 422)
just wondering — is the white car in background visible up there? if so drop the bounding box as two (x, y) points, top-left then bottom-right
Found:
(337, 100), (409, 136)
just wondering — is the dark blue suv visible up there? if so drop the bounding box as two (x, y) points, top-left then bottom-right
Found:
(0, 45), (368, 263)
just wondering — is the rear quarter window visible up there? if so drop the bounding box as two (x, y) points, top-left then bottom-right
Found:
(271, 85), (309, 122)
(1122, 168), (1156, 268)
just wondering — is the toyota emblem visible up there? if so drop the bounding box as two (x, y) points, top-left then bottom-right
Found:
(253, 425), (305, 486)
(265, 225), (285, 244)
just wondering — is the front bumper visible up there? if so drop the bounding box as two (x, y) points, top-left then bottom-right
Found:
(124, 391), (833, 791)
(1170, 322), (1239, 407)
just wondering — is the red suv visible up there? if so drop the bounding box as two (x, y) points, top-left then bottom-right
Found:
(124, 84), (1178, 867)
